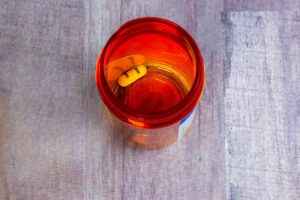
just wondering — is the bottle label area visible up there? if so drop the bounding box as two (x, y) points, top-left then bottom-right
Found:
(178, 108), (196, 141)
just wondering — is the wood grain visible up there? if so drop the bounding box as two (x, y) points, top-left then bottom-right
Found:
(224, 11), (300, 199)
(0, 0), (85, 199)
(0, 0), (299, 199)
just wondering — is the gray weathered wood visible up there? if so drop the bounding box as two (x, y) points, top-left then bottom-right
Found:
(0, 0), (299, 199)
(224, 11), (300, 200)
(0, 0), (86, 199)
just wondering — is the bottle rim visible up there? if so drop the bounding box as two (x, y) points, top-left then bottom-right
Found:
(95, 17), (205, 129)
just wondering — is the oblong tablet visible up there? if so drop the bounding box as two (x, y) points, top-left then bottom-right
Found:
(107, 54), (145, 83)
(118, 65), (147, 87)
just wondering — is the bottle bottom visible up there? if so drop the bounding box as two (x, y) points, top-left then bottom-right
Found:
(113, 63), (189, 114)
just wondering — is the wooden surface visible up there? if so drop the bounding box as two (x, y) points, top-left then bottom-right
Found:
(0, 0), (299, 199)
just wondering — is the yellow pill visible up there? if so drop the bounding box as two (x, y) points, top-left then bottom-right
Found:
(107, 54), (145, 83)
(118, 65), (147, 87)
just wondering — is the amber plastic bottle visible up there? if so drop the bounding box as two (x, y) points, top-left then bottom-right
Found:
(96, 17), (205, 149)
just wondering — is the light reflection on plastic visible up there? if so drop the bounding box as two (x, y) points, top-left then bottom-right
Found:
(132, 133), (148, 144)
(128, 119), (145, 127)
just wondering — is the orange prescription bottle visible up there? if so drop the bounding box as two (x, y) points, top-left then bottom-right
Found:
(96, 17), (205, 149)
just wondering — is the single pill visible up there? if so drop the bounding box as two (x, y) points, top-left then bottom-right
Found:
(118, 65), (147, 87)
(107, 54), (145, 83)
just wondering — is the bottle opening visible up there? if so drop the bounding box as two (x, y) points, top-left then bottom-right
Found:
(96, 17), (205, 128)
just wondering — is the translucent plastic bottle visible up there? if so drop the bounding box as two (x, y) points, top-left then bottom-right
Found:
(95, 17), (205, 149)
